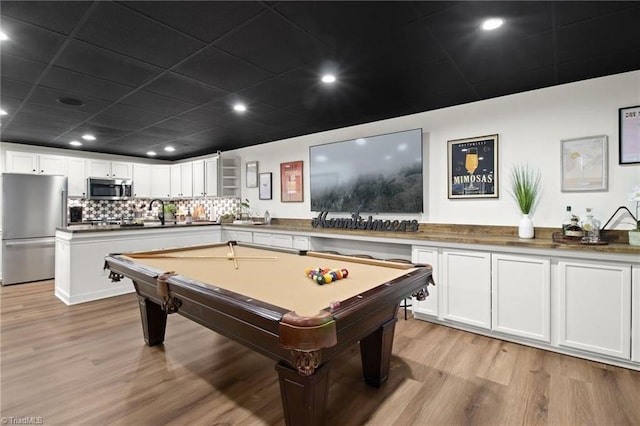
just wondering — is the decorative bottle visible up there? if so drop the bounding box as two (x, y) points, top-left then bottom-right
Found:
(562, 206), (573, 236)
(580, 208), (600, 243)
(264, 210), (271, 225)
(565, 215), (584, 240)
(186, 209), (193, 224)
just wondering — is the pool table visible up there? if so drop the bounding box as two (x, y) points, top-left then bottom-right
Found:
(104, 241), (433, 426)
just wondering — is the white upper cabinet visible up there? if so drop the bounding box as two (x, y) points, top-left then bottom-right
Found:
(205, 157), (218, 197)
(192, 160), (205, 197)
(88, 159), (132, 178)
(6, 151), (67, 175)
(150, 165), (171, 199)
(170, 162), (193, 198)
(132, 163), (152, 198)
(67, 158), (87, 198)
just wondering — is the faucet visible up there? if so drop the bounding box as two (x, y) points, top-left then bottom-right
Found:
(149, 199), (165, 225)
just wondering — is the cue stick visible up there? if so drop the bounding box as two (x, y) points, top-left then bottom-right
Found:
(127, 254), (277, 260)
(228, 242), (239, 269)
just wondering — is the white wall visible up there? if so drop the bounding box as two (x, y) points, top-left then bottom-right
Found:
(229, 71), (640, 229)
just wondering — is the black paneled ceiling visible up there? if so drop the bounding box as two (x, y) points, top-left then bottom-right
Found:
(1, 1), (639, 160)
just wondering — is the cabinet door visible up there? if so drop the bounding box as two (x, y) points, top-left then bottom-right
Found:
(441, 249), (491, 329)
(205, 158), (218, 197)
(170, 164), (182, 198)
(39, 154), (67, 175)
(411, 247), (439, 318)
(6, 151), (38, 174)
(88, 159), (110, 177)
(150, 165), (171, 198)
(252, 232), (272, 246)
(180, 162), (193, 197)
(132, 164), (151, 198)
(272, 234), (293, 248)
(558, 260), (631, 359)
(492, 254), (550, 342)
(632, 266), (640, 363)
(67, 158), (87, 198)
(111, 161), (132, 178)
(192, 160), (205, 197)
(293, 236), (310, 251)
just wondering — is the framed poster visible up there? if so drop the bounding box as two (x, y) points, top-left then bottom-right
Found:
(258, 172), (272, 200)
(619, 105), (640, 164)
(246, 161), (258, 188)
(561, 135), (608, 192)
(280, 161), (303, 202)
(447, 134), (499, 199)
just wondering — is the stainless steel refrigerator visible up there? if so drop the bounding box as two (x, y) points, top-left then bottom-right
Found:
(2, 173), (67, 285)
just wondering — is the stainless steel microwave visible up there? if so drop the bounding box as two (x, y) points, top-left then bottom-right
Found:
(87, 177), (133, 200)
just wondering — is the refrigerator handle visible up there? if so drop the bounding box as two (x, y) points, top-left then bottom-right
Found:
(61, 190), (68, 228)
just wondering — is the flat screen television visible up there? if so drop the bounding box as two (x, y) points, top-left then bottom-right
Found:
(309, 128), (423, 213)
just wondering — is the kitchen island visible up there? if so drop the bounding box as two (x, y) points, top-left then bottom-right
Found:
(55, 222), (221, 305)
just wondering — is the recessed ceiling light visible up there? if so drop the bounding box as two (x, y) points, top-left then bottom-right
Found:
(81, 134), (96, 141)
(164, 146), (175, 152)
(0, 31), (9, 41)
(482, 18), (504, 31)
(56, 97), (84, 106)
(321, 74), (336, 84)
(233, 103), (247, 112)
(147, 151), (157, 156)
(69, 140), (82, 147)
(0, 108), (7, 116)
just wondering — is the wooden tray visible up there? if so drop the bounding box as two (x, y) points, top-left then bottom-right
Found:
(552, 232), (608, 245)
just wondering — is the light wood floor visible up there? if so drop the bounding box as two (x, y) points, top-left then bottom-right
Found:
(2, 281), (640, 426)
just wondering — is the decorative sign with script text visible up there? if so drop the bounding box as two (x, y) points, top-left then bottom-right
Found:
(311, 211), (419, 232)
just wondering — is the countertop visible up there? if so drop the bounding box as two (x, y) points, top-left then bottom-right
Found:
(57, 221), (220, 233)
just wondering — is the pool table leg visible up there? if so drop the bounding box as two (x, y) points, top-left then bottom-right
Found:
(360, 317), (398, 387)
(137, 295), (167, 346)
(275, 361), (330, 426)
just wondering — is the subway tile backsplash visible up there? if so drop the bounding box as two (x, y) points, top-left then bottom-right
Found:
(67, 197), (240, 222)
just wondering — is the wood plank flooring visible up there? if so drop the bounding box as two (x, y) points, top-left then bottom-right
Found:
(2, 281), (640, 425)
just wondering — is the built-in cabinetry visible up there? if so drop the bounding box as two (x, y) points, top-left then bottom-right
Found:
(67, 158), (87, 198)
(6, 151), (67, 175)
(219, 155), (240, 197)
(205, 157), (218, 197)
(132, 163), (151, 198)
(192, 160), (205, 197)
(633, 267), (640, 363)
(87, 159), (132, 178)
(557, 260), (631, 359)
(150, 165), (171, 199)
(170, 162), (193, 198)
(223, 227), (310, 251)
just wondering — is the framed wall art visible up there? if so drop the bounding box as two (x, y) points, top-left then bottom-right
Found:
(246, 161), (258, 188)
(619, 105), (640, 164)
(447, 134), (499, 199)
(280, 161), (303, 202)
(561, 135), (608, 192)
(258, 172), (272, 200)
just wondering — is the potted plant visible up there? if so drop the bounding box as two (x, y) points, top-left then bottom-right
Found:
(628, 185), (640, 246)
(163, 203), (177, 223)
(508, 164), (541, 239)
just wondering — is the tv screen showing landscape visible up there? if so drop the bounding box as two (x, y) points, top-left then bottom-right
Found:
(309, 128), (423, 213)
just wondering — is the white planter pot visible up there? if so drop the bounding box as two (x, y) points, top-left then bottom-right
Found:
(519, 214), (535, 239)
(629, 230), (640, 246)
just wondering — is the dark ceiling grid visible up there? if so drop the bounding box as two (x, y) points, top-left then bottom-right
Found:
(1, 1), (639, 160)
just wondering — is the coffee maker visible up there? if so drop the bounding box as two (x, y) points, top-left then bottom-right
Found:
(69, 206), (83, 223)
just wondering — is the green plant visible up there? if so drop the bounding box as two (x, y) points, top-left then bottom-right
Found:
(236, 198), (250, 219)
(163, 203), (177, 215)
(509, 164), (541, 215)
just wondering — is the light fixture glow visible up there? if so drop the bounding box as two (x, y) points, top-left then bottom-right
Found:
(147, 151), (157, 156)
(81, 134), (96, 141)
(164, 146), (175, 152)
(0, 108), (7, 116)
(69, 140), (82, 147)
(321, 74), (336, 84)
(233, 103), (247, 112)
(0, 31), (9, 41)
(482, 18), (504, 31)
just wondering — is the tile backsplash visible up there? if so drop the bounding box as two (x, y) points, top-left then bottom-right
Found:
(68, 197), (240, 222)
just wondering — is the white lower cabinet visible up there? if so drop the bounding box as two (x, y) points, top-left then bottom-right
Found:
(557, 260), (631, 359)
(272, 234), (293, 248)
(633, 266), (640, 363)
(491, 254), (551, 342)
(293, 236), (309, 251)
(441, 249), (491, 329)
(252, 232), (272, 246)
(223, 229), (252, 243)
(411, 246), (439, 318)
